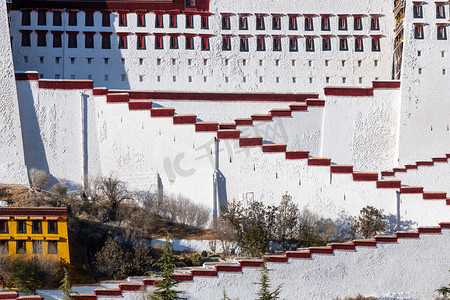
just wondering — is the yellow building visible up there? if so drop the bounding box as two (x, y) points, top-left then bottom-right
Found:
(0, 207), (70, 263)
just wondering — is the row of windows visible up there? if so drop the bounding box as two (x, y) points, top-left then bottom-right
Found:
(19, 31), (382, 52)
(0, 240), (58, 255)
(414, 24), (448, 40)
(20, 10), (382, 32)
(0, 220), (58, 234)
(413, 3), (447, 19)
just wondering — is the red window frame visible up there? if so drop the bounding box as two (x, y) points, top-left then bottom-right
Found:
(21, 9), (31, 26)
(155, 12), (164, 28)
(100, 32), (111, 49)
(354, 15), (363, 30)
(200, 34), (211, 51)
(84, 32), (94, 48)
(37, 9), (47, 26)
(36, 30), (47, 47)
(185, 14), (194, 28)
(68, 10), (78, 26)
(289, 35), (298, 51)
(169, 33), (179, 49)
(52, 10), (62, 26)
(118, 10), (128, 26)
(184, 33), (195, 49)
(154, 33), (165, 49)
(288, 14), (298, 30)
(136, 33), (148, 49)
(85, 10), (94, 26)
(52, 31), (62, 48)
(67, 31), (78, 48)
(221, 13), (231, 30)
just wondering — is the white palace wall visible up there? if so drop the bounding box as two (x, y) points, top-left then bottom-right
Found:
(9, 0), (395, 95)
(0, 0), (28, 184)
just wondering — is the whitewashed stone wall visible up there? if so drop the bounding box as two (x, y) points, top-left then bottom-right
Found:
(0, 0), (28, 184)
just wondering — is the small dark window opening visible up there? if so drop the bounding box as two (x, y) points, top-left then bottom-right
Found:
(240, 37), (249, 52)
(436, 5), (446, 19)
(371, 16), (380, 30)
(289, 16), (297, 30)
(169, 14), (177, 28)
(48, 220), (58, 234)
(37, 31), (47, 47)
(48, 241), (58, 254)
(355, 37), (364, 52)
(53, 11), (62, 26)
(68, 33), (78, 48)
(68, 12), (77, 26)
(273, 36), (282, 51)
(102, 12), (110, 27)
(85, 34), (94, 48)
(37, 10), (47, 26)
(119, 13), (127, 26)
(119, 35), (128, 49)
(305, 17), (314, 31)
(155, 14), (164, 28)
(338, 16), (347, 30)
(137, 14), (146, 27)
(256, 36), (265, 51)
(155, 36), (164, 49)
(256, 15), (265, 30)
(372, 37), (381, 51)
(413, 5), (423, 18)
(16, 241), (26, 254)
(339, 37), (348, 51)
(201, 36), (210, 50)
(101, 34), (110, 49)
(21, 10), (31, 26)
(170, 36), (178, 49)
(321, 16), (330, 31)
(186, 15), (194, 28)
(272, 16), (281, 30)
(17, 220), (26, 234)
(32, 221), (42, 234)
(239, 16), (248, 30)
(322, 37), (331, 51)
(201, 15), (209, 29)
(137, 35), (146, 49)
(0, 241), (8, 254)
(0, 221), (7, 233)
(354, 16), (362, 30)
(414, 25), (424, 39)
(53, 32), (62, 48)
(85, 11), (94, 26)
(306, 37), (315, 52)
(222, 15), (230, 30)
(289, 37), (298, 52)
(437, 26), (447, 40)
(222, 36), (231, 50)
(185, 36), (194, 49)
(21, 31), (31, 47)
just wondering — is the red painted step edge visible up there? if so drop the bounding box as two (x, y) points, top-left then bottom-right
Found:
(235, 118), (253, 126)
(251, 114), (273, 121)
(118, 283), (143, 291)
(376, 180), (401, 189)
(306, 99), (325, 107)
(289, 104), (308, 111)
(353, 240), (377, 247)
(15, 72), (39, 81)
(372, 81), (401, 89)
(324, 87), (374, 97)
(309, 247), (334, 254)
(171, 274), (194, 281)
(393, 168), (407, 173)
(353, 172), (378, 181)
(93, 87), (108, 95)
(395, 231), (420, 239)
(0, 293), (18, 300)
(262, 144), (287, 153)
(216, 264), (242, 272)
(217, 129), (240, 139)
(400, 186), (424, 194)
(151, 108), (175, 117)
(285, 251), (312, 259)
(107, 93), (129, 103)
(128, 101), (152, 110)
(195, 122), (218, 132)
(381, 171), (395, 177)
(416, 161), (434, 166)
(38, 79), (93, 90)
(220, 123), (237, 129)
(190, 269), (218, 277)
(173, 115), (197, 124)
(417, 227), (442, 234)
(264, 255), (288, 263)
(432, 157), (448, 163)
(70, 294), (96, 300)
(286, 151), (309, 160)
(374, 236), (398, 243)
(308, 158), (331, 166)
(440, 222), (450, 229)
(239, 137), (263, 147)
(239, 259), (264, 267)
(423, 192), (447, 200)
(270, 109), (292, 117)
(330, 165), (353, 174)
(94, 289), (122, 296)
(329, 243), (356, 251)
(405, 164), (418, 170)
(143, 278), (163, 286)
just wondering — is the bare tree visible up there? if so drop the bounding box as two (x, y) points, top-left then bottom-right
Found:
(97, 176), (132, 222)
(29, 169), (50, 190)
(274, 193), (299, 248)
(348, 206), (387, 239)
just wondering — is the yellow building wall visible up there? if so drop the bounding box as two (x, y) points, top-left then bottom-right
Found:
(0, 216), (70, 263)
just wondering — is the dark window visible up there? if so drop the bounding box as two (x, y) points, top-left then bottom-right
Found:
(0, 221), (7, 233)
(155, 36), (163, 49)
(339, 37), (348, 51)
(289, 37), (298, 51)
(338, 16), (347, 30)
(53, 11), (62, 26)
(256, 15), (265, 30)
(321, 16), (330, 31)
(222, 36), (231, 50)
(68, 12), (77, 26)
(119, 35), (128, 49)
(16, 240), (26, 254)
(53, 32), (62, 48)
(169, 15), (177, 28)
(354, 16), (362, 30)
(185, 35), (194, 49)
(37, 31), (47, 47)
(186, 15), (194, 28)
(372, 37), (381, 51)
(306, 37), (315, 52)
(21, 10), (31, 26)
(102, 12), (110, 27)
(305, 17), (314, 31)
(436, 4), (446, 19)
(413, 4), (423, 18)
(137, 35), (146, 49)
(85, 11), (94, 26)
(170, 35), (178, 49)
(272, 16), (281, 30)
(239, 16), (248, 30)
(21, 31), (31, 47)
(256, 36), (265, 51)
(17, 220), (26, 234)
(414, 25), (424, 39)
(101, 34), (110, 49)
(119, 13), (127, 26)
(32, 240), (43, 254)
(322, 37), (331, 51)
(48, 220), (58, 234)
(273, 36), (282, 51)
(155, 14), (163, 28)
(37, 10), (47, 26)
(355, 37), (364, 52)
(201, 36), (210, 50)
(68, 32), (78, 48)
(222, 15), (230, 30)
(137, 14), (146, 27)
(201, 15), (209, 29)
(32, 221), (42, 234)
(0, 241), (7, 254)
(240, 37), (248, 52)
(85, 33), (94, 48)
(185, 0), (196, 8)
(371, 16), (380, 30)
(289, 16), (297, 30)
(48, 241), (58, 254)
(437, 25), (447, 40)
